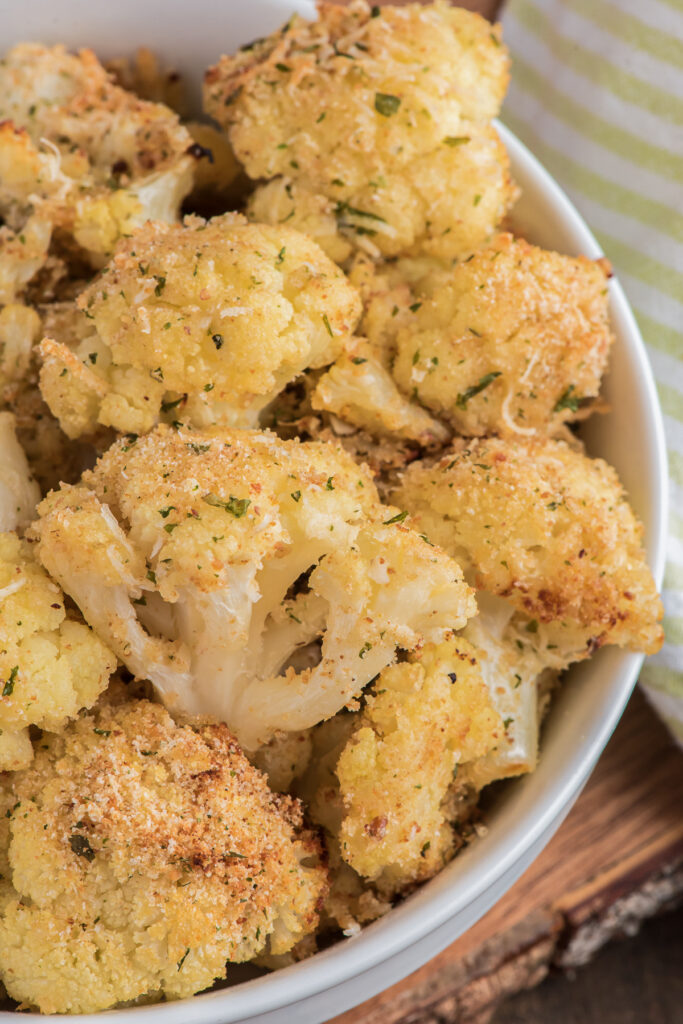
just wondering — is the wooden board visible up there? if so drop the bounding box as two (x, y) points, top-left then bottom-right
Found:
(332, 689), (683, 1024)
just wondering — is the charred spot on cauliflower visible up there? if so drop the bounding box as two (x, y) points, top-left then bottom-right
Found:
(39, 213), (362, 437)
(31, 425), (476, 750)
(205, 1), (515, 261)
(0, 531), (116, 770)
(0, 698), (327, 1013)
(0, 43), (194, 264)
(390, 436), (663, 662)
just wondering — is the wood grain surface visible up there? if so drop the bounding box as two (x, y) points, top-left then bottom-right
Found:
(332, 690), (683, 1024)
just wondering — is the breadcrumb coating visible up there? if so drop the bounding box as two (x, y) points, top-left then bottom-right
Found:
(39, 213), (362, 437)
(0, 43), (195, 262)
(0, 698), (327, 1013)
(0, 531), (115, 770)
(388, 234), (614, 436)
(391, 437), (663, 661)
(32, 426), (475, 750)
(334, 639), (500, 892)
(205, 1), (515, 260)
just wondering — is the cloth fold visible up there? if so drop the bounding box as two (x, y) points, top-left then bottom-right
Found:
(501, 0), (683, 740)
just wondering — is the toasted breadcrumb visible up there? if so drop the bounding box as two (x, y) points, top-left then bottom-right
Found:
(39, 213), (361, 437)
(334, 639), (500, 892)
(384, 234), (614, 436)
(206, 1), (515, 261)
(391, 436), (663, 660)
(0, 699), (327, 1013)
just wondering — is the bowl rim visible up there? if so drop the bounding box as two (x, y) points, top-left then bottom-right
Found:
(17, 120), (666, 1024)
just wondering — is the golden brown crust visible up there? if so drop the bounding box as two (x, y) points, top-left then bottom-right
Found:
(391, 436), (663, 658)
(0, 698), (327, 1013)
(205, 1), (514, 260)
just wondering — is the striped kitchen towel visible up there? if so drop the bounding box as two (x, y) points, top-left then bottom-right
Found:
(501, 0), (683, 741)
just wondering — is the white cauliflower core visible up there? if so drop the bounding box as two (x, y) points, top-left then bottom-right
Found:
(0, 413), (40, 532)
(32, 426), (475, 749)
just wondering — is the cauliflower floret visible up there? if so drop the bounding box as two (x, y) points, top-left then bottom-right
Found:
(390, 437), (663, 663)
(390, 234), (613, 436)
(39, 213), (362, 437)
(252, 727), (314, 793)
(0, 698), (327, 1013)
(0, 43), (196, 263)
(0, 413), (40, 531)
(333, 639), (500, 892)
(0, 302), (41, 396)
(32, 426), (475, 750)
(311, 339), (449, 445)
(460, 591), (555, 787)
(0, 214), (52, 304)
(0, 302), (97, 494)
(205, 1), (515, 261)
(0, 531), (116, 771)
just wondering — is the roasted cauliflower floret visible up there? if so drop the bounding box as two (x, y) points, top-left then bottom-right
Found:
(205, 1), (515, 261)
(390, 437), (663, 663)
(0, 303), (95, 494)
(0, 413), (40, 532)
(0, 215), (52, 304)
(0, 698), (327, 1013)
(0, 302), (41, 397)
(311, 339), (449, 445)
(334, 638), (501, 892)
(0, 43), (195, 262)
(39, 213), (362, 437)
(32, 426), (476, 750)
(390, 234), (613, 436)
(0, 531), (116, 771)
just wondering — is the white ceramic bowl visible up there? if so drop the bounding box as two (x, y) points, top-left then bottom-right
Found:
(1, 2), (668, 1021)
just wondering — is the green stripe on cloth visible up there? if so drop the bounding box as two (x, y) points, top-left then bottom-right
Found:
(503, 112), (683, 244)
(633, 312), (683, 362)
(590, 232), (683, 305)
(515, 0), (683, 126)
(640, 664), (683, 700)
(658, 382), (683, 423)
(512, 57), (683, 182)
(668, 449), (683, 490)
(504, 0), (683, 745)
(663, 616), (683, 646)
(569, 0), (683, 71)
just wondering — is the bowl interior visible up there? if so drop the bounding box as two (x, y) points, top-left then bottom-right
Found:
(0, 3), (668, 1022)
